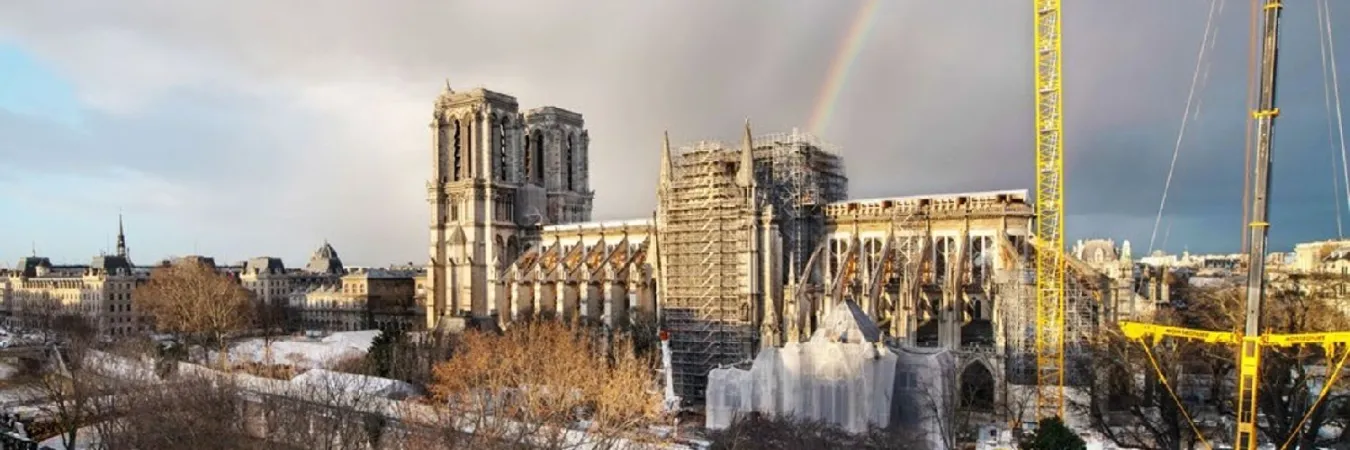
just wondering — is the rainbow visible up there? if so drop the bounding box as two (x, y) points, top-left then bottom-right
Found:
(806, 0), (883, 136)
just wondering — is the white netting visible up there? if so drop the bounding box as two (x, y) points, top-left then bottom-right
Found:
(705, 301), (900, 434)
(705, 340), (898, 433)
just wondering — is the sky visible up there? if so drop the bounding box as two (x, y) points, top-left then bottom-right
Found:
(1, 0), (1348, 267)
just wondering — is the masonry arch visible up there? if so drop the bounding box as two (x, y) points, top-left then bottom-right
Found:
(959, 360), (996, 411)
(506, 236), (521, 264)
(495, 235), (506, 266)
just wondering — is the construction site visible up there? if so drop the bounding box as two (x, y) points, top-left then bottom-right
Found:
(650, 122), (1117, 404)
(430, 1), (1350, 447)
(650, 120), (1133, 411)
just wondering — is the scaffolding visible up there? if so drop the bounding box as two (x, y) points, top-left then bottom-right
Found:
(659, 140), (756, 402)
(758, 129), (848, 280)
(657, 130), (848, 403)
(1000, 240), (1102, 386)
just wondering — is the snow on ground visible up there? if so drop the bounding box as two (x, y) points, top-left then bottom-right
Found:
(214, 330), (382, 369)
(290, 368), (420, 399)
(0, 362), (17, 381)
(37, 424), (99, 449)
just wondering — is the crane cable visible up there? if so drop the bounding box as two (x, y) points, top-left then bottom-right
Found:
(1135, 339), (1214, 450)
(1241, 0), (1260, 255)
(1148, 0), (1226, 255)
(1278, 346), (1350, 450)
(1318, 0), (1350, 237)
(1320, 0), (1345, 238)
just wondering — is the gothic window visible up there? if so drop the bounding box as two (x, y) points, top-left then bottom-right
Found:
(533, 132), (545, 185)
(464, 118), (474, 179)
(507, 236), (520, 263)
(565, 134), (574, 191)
(523, 133), (533, 184)
(452, 120), (462, 182)
(495, 236), (506, 266)
(498, 117), (510, 182)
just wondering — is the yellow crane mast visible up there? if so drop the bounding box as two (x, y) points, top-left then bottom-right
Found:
(1120, 2), (1350, 449)
(1033, 0), (1067, 419)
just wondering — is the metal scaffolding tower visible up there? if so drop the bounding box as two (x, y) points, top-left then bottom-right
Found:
(656, 129), (847, 403)
(658, 140), (756, 402)
(760, 129), (848, 279)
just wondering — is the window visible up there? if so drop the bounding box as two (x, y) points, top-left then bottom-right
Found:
(533, 133), (545, 184)
(452, 120), (463, 182)
(498, 118), (510, 181)
(565, 134), (574, 191)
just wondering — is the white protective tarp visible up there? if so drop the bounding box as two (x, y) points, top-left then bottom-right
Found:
(705, 301), (899, 434)
(890, 346), (958, 450)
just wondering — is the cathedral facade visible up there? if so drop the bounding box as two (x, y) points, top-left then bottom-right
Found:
(425, 85), (594, 329)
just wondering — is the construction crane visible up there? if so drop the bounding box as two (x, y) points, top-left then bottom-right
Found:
(1032, 0), (1068, 419)
(1119, 2), (1350, 449)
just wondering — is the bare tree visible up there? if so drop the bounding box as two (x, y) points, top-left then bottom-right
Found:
(260, 371), (386, 450)
(428, 320), (663, 448)
(1071, 325), (1208, 450)
(13, 292), (63, 334)
(1074, 275), (1350, 449)
(253, 299), (290, 377)
(90, 374), (272, 449)
(21, 314), (102, 448)
(133, 259), (255, 368)
(1000, 383), (1037, 441)
(1252, 273), (1350, 448)
(914, 354), (977, 449)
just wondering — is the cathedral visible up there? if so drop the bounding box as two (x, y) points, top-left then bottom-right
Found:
(425, 85), (1135, 402)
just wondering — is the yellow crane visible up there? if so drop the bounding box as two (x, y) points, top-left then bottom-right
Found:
(1032, 0), (1067, 419)
(1119, 1), (1350, 449)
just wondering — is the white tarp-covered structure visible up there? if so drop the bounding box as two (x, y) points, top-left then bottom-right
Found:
(891, 346), (958, 449)
(706, 301), (904, 434)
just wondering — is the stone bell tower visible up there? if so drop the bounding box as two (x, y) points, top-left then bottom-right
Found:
(426, 82), (594, 330)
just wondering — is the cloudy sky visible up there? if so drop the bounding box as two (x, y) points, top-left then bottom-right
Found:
(1, 0), (1347, 266)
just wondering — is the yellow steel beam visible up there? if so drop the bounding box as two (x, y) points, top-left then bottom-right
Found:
(1034, 0), (1067, 419)
(1121, 320), (1350, 449)
(1119, 321), (1238, 345)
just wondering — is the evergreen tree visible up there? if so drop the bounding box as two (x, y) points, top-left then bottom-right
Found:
(365, 330), (401, 378)
(1020, 416), (1086, 450)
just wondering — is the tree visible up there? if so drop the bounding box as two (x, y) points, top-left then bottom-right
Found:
(254, 299), (289, 374)
(133, 259), (255, 368)
(92, 374), (271, 449)
(919, 354), (968, 449)
(13, 292), (63, 334)
(1250, 273), (1350, 448)
(23, 314), (102, 449)
(1076, 275), (1350, 449)
(365, 330), (400, 378)
(258, 372), (385, 450)
(428, 320), (662, 447)
(1072, 323), (1214, 450)
(1020, 416), (1086, 450)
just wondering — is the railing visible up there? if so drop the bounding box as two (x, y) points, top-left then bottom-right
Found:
(0, 415), (38, 450)
(0, 433), (37, 450)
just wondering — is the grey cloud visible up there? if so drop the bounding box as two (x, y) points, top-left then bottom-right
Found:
(0, 0), (1346, 263)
